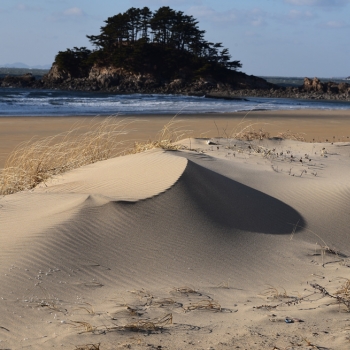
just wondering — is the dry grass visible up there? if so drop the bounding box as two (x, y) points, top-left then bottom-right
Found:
(311, 281), (350, 311)
(276, 129), (306, 142)
(0, 117), (133, 195)
(335, 279), (350, 298)
(152, 298), (181, 308)
(68, 314), (173, 335)
(232, 125), (307, 142)
(122, 313), (173, 332)
(214, 109), (306, 142)
(173, 286), (199, 294)
(233, 126), (270, 141)
(0, 117), (190, 195)
(257, 285), (317, 310)
(74, 302), (95, 315)
(75, 344), (100, 350)
(69, 320), (96, 333)
(335, 279), (350, 310)
(128, 116), (189, 154)
(217, 106), (271, 141)
(0, 113), (311, 196)
(183, 299), (222, 312)
(261, 286), (290, 299)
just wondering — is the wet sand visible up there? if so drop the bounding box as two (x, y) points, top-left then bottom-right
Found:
(1, 109), (350, 169)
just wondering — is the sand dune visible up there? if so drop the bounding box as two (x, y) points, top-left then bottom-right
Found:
(1, 133), (350, 349)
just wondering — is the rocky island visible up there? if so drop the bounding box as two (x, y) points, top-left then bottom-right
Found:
(1, 6), (349, 101)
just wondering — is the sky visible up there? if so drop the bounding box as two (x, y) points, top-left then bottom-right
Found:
(0, 0), (349, 77)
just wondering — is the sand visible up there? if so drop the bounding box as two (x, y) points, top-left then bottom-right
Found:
(1, 110), (350, 349)
(1, 109), (350, 169)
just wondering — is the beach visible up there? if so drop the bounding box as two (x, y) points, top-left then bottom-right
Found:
(1, 109), (350, 349)
(2, 109), (350, 169)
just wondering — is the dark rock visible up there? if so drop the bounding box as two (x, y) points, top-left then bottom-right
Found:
(293, 77), (349, 100)
(302, 77), (325, 92)
(338, 82), (350, 93)
(1, 73), (37, 88)
(2, 65), (350, 102)
(39, 63), (276, 94)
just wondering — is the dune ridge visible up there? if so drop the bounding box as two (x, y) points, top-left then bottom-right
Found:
(1, 134), (350, 349)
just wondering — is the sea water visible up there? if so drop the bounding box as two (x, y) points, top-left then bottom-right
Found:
(0, 87), (349, 116)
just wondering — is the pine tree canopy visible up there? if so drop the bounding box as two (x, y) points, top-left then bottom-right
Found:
(54, 6), (242, 80)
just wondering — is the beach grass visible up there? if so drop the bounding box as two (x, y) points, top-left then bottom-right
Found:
(0, 113), (309, 196)
(0, 116), (189, 195)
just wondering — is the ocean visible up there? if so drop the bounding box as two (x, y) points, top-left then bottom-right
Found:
(1, 87), (350, 116)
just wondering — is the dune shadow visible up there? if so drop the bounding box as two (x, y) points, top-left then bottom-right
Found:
(176, 160), (306, 234)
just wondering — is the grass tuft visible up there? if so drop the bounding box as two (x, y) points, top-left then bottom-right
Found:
(0, 117), (134, 195)
(0, 117), (190, 195)
(233, 126), (270, 141)
(123, 313), (173, 332)
(173, 286), (198, 294)
(128, 116), (190, 154)
(184, 299), (222, 312)
(69, 320), (96, 333)
(276, 130), (306, 142)
(334, 279), (350, 310)
(311, 282), (350, 311)
(75, 344), (100, 350)
(261, 286), (290, 299)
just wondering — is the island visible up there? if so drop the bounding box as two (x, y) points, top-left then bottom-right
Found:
(1, 6), (350, 101)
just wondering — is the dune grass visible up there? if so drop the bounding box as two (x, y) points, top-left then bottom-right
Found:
(0, 116), (189, 195)
(0, 113), (310, 196)
(276, 129), (306, 142)
(213, 117), (306, 142)
(311, 280), (350, 312)
(183, 299), (222, 312)
(123, 313), (173, 332)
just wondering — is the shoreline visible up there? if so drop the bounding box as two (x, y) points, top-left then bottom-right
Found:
(2, 73), (350, 101)
(1, 109), (350, 169)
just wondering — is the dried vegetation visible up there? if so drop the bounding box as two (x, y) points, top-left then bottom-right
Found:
(233, 126), (270, 141)
(122, 313), (173, 332)
(0, 117), (189, 195)
(312, 279), (350, 312)
(75, 344), (100, 350)
(183, 299), (222, 312)
(276, 129), (306, 142)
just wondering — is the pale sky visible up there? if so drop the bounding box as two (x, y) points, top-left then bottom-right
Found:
(1, 0), (349, 77)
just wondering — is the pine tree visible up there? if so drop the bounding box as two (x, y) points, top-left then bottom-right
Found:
(57, 6), (243, 80)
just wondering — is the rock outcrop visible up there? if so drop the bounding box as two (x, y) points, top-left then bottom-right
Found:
(40, 63), (275, 94)
(301, 77), (350, 95)
(1, 67), (350, 102)
(0, 73), (41, 88)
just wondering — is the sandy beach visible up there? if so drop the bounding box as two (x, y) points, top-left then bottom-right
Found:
(1, 109), (350, 349)
(2, 109), (350, 169)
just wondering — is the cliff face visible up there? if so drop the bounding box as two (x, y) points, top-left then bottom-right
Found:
(301, 77), (350, 94)
(1, 66), (350, 102)
(88, 65), (160, 90)
(41, 63), (275, 94)
(42, 64), (71, 83)
(41, 65), (350, 101)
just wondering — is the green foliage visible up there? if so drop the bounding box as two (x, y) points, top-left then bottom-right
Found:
(54, 47), (92, 78)
(55, 6), (242, 81)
